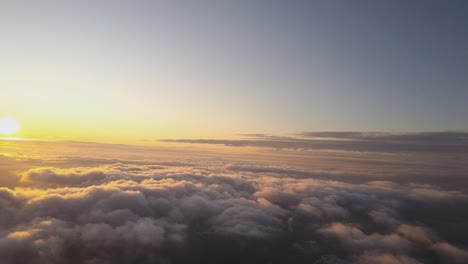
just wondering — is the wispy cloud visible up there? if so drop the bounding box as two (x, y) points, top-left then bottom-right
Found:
(159, 131), (468, 153)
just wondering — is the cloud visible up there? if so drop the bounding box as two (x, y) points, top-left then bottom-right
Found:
(159, 131), (468, 153)
(21, 167), (108, 188)
(0, 140), (467, 263)
(318, 223), (412, 253)
(396, 224), (435, 245)
(355, 251), (422, 264)
(431, 242), (468, 263)
(297, 131), (468, 144)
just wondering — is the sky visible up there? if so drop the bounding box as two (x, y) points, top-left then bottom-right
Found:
(1, 0), (467, 143)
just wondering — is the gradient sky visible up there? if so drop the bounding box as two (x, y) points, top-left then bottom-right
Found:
(1, 0), (467, 143)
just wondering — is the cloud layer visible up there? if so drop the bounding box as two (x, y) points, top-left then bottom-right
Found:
(0, 139), (467, 263)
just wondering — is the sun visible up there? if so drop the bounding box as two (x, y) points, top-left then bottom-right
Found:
(0, 117), (21, 135)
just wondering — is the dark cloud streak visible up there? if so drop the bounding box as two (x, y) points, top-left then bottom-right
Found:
(159, 131), (468, 153)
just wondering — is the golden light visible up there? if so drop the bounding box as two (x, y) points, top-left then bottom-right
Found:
(0, 117), (21, 135)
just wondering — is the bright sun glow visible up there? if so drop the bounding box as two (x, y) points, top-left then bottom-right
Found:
(0, 117), (21, 135)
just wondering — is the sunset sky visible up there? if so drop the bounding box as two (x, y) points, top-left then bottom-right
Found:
(1, 2), (468, 264)
(1, 0), (468, 143)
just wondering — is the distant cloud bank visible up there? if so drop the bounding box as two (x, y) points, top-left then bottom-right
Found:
(159, 131), (468, 153)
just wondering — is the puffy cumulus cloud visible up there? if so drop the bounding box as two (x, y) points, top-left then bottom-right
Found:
(396, 224), (435, 245)
(21, 167), (108, 188)
(355, 251), (422, 264)
(0, 159), (467, 264)
(431, 242), (468, 264)
(318, 223), (413, 253)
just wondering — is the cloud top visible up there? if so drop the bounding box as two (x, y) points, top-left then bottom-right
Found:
(0, 140), (467, 263)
